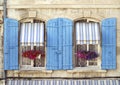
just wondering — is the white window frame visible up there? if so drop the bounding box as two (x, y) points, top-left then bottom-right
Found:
(19, 19), (46, 70)
(74, 19), (101, 69)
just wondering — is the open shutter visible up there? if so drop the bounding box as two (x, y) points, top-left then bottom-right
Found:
(46, 18), (73, 70)
(4, 18), (19, 70)
(46, 19), (59, 70)
(102, 18), (116, 70)
(62, 18), (73, 70)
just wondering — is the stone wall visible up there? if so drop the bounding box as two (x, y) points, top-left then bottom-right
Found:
(0, 3), (4, 84)
(3, 0), (120, 78)
(7, 0), (120, 5)
(0, 10), (3, 78)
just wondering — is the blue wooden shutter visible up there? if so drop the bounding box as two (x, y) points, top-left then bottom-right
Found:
(46, 19), (59, 70)
(102, 18), (116, 70)
(58, 18), (63, 69)
(4, 18), (19, 70)
(62, 18), (73, 70)
(46, 18), (73, 70)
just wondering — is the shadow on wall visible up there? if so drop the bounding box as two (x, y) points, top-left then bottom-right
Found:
(117, 46), (120, 56)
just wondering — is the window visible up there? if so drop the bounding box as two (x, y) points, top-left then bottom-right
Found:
(19, 19), (45, 69)
(74, 20), (101, 67)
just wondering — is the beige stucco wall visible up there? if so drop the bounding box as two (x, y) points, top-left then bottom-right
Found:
(0, 2), (4, 84)
(7, 0), (120, 5)
(0, 4), (3, 79)
(2, 0), (120, 78)
(0, 0), (3, 11)
(0, 0), (3, 5)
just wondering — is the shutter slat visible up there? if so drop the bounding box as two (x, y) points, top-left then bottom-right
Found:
(62, 18), (73, 70)
(4, 18), (19, 70)
(46, 19), (59, 70)
(102, 18), (116, 69)
(4, 18), (10, 69)
(58, 18), (63, 69)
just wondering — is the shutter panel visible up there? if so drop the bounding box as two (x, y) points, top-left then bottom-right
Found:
(62, 18), (73, 70)
(58, 18), (63, 69)
(46, 19), (59, 70)
(101, 18), (116, 70)
(4, 18), (19, 70)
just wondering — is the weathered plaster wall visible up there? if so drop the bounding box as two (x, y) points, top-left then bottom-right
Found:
(0, 0), (4, 84)
(0, 0), (3, 5)
(4, 0), (120, 78)
(0, 0), (3, 11)
(7, 0), (120, 5)
(0, 10), (3, 78)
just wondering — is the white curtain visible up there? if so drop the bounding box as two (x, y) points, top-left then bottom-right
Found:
(76, 22), (100, 44)
(20, 23), (44, 46)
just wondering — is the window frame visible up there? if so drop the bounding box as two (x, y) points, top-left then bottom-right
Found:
(73, 19), (102, 69)
(19, 19), (46, 70)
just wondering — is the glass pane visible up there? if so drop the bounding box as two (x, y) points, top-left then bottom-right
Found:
(77, 58), (87, 67)
(89, 44), (98, 52)
(88, 62), (97, 66)
(88, 44), (98, 66)
(77, 44), (87, 51)
(34, 46), (45, 67)
(89, 45), (95, 51)
(76, 45), (87, 67)
(22, 46), (31, 65)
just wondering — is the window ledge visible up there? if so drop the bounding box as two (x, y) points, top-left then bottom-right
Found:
(67, 67), (106, 73)
(20, 67), (52, 73)
(20, 66), (106, 73)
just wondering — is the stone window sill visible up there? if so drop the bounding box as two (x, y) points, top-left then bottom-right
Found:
(20, 66), (106, 73)
(67, 67), (106, 73)
(20, 67), (52, 73)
